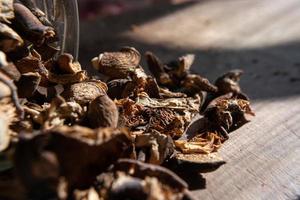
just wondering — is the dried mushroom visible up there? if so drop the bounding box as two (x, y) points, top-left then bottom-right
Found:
(0, 4), (255, 197)
(87, 95), (119, 128)
(15, 126), (134, 198)
(95, 159), (194, 200)
(62, 80), (107, 105)
(146, 51), (217, 97)
(12, 3), (55, 45)
(92, 47), (141, 79)
(204, 94), (255, 132)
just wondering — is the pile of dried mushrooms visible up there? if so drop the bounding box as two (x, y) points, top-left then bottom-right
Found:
(0, 1), (255, 199)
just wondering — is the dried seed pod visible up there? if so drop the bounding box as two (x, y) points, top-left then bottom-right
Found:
(91, 47), (141, 79)
(57, 53), (82, 74)
(15, 72), (41, 98)
(0, 22), (23, 52)
(12, 3), (55, 45)
(87, 95), (118, 128)
(0, 0), (14, 23)
(62, 80), (107, 105)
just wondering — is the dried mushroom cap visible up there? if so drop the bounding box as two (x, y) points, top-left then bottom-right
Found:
(87, 95), (119, 128)
(97, 171), (192, 200)
(0, 0), (14, 23)
(18, 0), (53, 27)
(57, 53), (82, 74)
(169, 54), (195, 79)
(175, 131), (223, 154)
(43, 98), (84, 129)
(173, 152), (225, 172)
(136, 95), (200, 111)
(15, 126), (134, 192)
(204, 94), (255, 131)
(14, 49), (47, 74)
(114, 159), (188, 191)
(62, 80), (107, 105)
(106, 79), (131, 99)
(135, 130), (174, 165)
(47, 70), (87, 85)
(181, 74), (218, 94)
(0, 22), (23, 52)
(91, 47), (141, 79)
(12, 3), (55, 45)
(145, 51), (172, 85)
(16, 72), (41, 98)
(215, 69), (243, 95)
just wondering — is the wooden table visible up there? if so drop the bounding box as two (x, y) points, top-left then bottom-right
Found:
(79, 0), (300, 199)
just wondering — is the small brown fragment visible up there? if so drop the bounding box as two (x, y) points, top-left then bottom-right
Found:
(87, 95), (118, 128)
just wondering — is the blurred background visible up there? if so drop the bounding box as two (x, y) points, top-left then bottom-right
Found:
(77, 0), (300, 101)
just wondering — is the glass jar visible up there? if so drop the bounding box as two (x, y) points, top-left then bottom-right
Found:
(32, 0), (79, 60)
